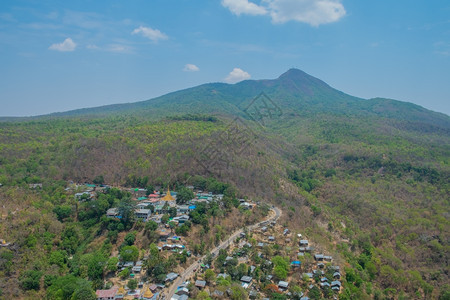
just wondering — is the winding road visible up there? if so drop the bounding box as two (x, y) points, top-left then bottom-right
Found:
(165, 206), (281, 299)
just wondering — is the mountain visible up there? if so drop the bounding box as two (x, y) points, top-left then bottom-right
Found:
(0, 69), (449, 299)
(23, 68), (447, 130)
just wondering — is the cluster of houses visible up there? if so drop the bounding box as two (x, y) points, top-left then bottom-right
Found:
(167, 219), (343, 300)
(95, 285), (160, 300)
(92, 185), (240, 300)
(102, 187), (226, 225)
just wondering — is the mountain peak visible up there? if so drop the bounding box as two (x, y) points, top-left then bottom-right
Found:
(278, 68), (309, 81)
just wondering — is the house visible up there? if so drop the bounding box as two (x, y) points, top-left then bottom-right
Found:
(135, 260), (144, 267)
(132, 266), (142, 273)
(317, 263), (325, 268)
(268, 236), (275, 242)
(165, 273), (178, 282)
(333, 272), (341, 279)
(266, 275), (273, 281)
(240, 202), (254, 210)
(305, 246), (315, 252)
(320, 282), (331, 288)
(302, 273), (313, 279)
(195, 280), (206, 289)
(249, 265), (256, 273)
(212, 290), (224, 298)
(261, 226), (268, 232)
(29, 183), (43, 189)
(283, 228), (290, 235)
(257, 242), (265, 248)
(106, 208), (121, 219)
(171, 295), (188, 300)
(331, 280), (341, 291)
(331, 266), (340, 272)
(177, 205), (190, 214)
(324, 255), (333, 261)
(135, 209), (151, 222)
(300, 297), (310, 300)
(158, 230), (170, 242)
(240, 276), (252, 283)
(278, 281), (289, 291)
(314, 254), (324, 261)
(299, 240), (309, 246)
(320, 277), (328, 283)
(313, 270), (324, 275)
(249, 290), (258, 299)
(137, 202), (152, 209)
(217, 273), (228, 279)
(95, 287), (118, 300)
(176, 288), (189, 296)
(224, 256), (234, 265)
(298, 252), (305, 257)
(291, 260), (301, 267)
(173, 215), (190, 224)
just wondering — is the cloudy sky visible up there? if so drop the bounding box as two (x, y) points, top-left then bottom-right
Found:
(0, 0), (449, 116)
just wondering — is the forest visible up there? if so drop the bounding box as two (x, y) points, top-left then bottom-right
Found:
(0, 100), (449, 299)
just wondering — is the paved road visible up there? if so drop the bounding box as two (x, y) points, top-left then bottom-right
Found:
(165, 206), (282, 299)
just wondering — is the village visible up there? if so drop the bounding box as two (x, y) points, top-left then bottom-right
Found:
(62, 182), (342, 300)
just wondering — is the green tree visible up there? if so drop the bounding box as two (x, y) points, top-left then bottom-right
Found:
(49, 250), (67, 267)
(176, 186), (194, 204)
(118, 196), (135, 225)
(20, 270), (43, 291)
(205, 269), (215, 283)
(124, 232), (136, 246)
(145, 220), (158, 232)
(107, 257), (119, 272)
(93, 175), (104, 185)
(161, 214), (170, 224)
(71, 280), (96, 300)
(169, 207), (177, 218)
(120, 245), (139, 262)
(127, 279), (138, 291)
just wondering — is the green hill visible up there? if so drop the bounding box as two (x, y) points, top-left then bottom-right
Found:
(0, 69), (449, 299)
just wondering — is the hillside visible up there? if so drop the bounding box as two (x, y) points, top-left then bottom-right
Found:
(0, 69), (449, 299)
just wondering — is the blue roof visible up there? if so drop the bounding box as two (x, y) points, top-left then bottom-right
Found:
(188, 205), (196, 209)
(291, 261), (301, 265)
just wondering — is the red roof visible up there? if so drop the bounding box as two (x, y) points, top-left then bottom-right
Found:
(96, 287), (118, 298)
(149, 194), (159, 198)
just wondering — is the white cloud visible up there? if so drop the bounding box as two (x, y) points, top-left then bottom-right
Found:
(222, 0), (346, 26)
(131, 26), (168, 42)
(225, 68), (251, 83)
(221, 0), (267, 16)
(183, 64), (200, 72)
(265, 0), (346, 26)
(49, 38), (76, 52)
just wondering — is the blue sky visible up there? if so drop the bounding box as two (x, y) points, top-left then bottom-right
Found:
(0, 0), (449, 116)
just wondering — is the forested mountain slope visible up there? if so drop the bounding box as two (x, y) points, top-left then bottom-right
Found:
(0, 69), (448, 299)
